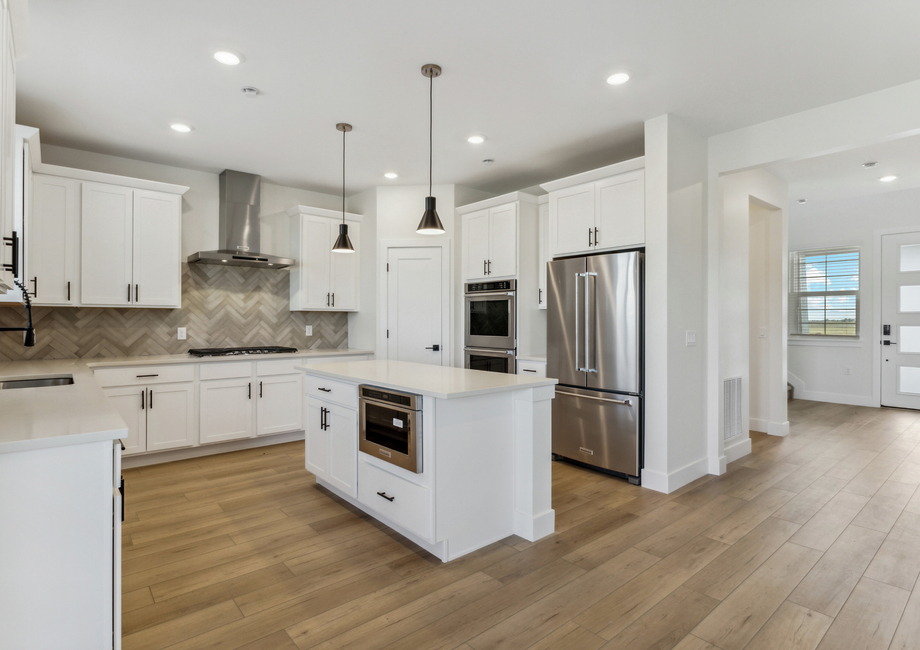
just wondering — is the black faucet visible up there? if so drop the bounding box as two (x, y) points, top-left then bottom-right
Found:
(0, 280), (35, 346)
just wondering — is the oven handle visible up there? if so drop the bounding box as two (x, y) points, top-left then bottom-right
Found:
(465, 347), (515, 355)
(465, 291), (515, 298)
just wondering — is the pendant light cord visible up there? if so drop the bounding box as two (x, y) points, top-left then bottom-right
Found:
(429, 71), (433, 196)
(342, 128), (346, 223)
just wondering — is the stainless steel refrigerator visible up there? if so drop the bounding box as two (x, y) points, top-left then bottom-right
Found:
(547, 251), (643, 483)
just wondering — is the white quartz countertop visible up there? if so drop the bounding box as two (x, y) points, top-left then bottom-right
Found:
(85, 348), (374, 368)
(0, 359), (127, 453)
(299, 359), (557, 399)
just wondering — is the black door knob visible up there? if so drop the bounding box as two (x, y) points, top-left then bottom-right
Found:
(425, 344), (440, 351)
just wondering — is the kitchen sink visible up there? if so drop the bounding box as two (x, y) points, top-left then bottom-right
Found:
(0, 375), (74, 390)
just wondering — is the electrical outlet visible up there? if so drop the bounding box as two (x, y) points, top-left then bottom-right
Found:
(305, 325), (313, 336)
(845, 366), (851, 375)
(177, 327), (187, 340)
(685, 330), (696, 346)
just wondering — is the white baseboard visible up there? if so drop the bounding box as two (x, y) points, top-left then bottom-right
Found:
(724, 435), (752, 464)
(768, 420), (790, 437)
(514, 508), (556, 542)
(122, 431), (305, 468)
(641, 456), (710, 494)
(750, 418), (768, 433)
(795, 390), (877, 408)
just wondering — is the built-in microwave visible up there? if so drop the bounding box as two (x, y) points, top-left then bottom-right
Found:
(464, 347), (517, 374)
(464, 280), (516, 350)
(358, 385), (423, 473)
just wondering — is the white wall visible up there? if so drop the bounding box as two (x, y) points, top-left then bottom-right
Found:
(346, 187), (378, 353)
(788, 186), (920, 406)
(749, 201), (783, 429)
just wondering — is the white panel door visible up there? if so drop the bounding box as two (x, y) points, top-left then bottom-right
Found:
(387, 246), (444, 365)
(326, 403), (357, 498)
(305, 396), (330, 480)
(464, 209), (491, 281)
(301, 216), (332, 309)
(0, 8), (14, 292)
(882, 232), (920, 408)
(488, 203), (518, 278)
(596, 169), (645, 250)
(133, 190), (181, 307)
(549, 182), (595, 257)
(29, 175), (79, 305)
(257, 373), (303, 436)
(103, 386), (147, 455)
(81, 182), (134, 306)
(329, 221), (359, 310)
(146, 382), (195, 451)
(538, 202), (548, 309)
(199, 378), (254, 444)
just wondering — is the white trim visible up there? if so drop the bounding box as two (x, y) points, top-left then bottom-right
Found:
(768, 420), (790, 437)
(750, 418), (768, 433)
(788, 338), (864, 347)
(641, 456), (710, 494)
(284, 204), (363, 222)
(513, 508), (555, 541)
(377, 239), (452, 366)
(787, 371), (805, 397)
(794, 390), (877, 407)
(32, 163), (189, 195)
(540, 156), (645, 192)
(122, 430), (304, 468)
(724, 435), (752, 464)
(456, 191), (539, 213)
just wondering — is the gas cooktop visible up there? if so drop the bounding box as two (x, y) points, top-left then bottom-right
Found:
(188, 346), (299, 357)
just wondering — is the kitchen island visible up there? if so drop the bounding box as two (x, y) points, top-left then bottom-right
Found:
(299, 359), (557, 562)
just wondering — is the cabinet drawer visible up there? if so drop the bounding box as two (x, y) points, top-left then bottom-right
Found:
(358, 458), (431, 540)
(199, 361), (252, 380)
(303, 374), (358, 409)
(94, 364), (194, 387)
(517, 360), (547, 377)
(256, 358), (303, 376)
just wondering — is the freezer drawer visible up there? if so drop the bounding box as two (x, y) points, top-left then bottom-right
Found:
(552, 387), (640, 477)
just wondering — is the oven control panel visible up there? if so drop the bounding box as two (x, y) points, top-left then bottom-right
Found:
(360, 386), (420, 410)
(465, 279), (516, 293)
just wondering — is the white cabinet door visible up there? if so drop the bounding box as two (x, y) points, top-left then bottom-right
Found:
(488, 203), (517, 278)
(257, 373), (303, 436)
(29, 175), (79, 305)
(0, 9), (14, 293)
(305, 396), (330, 480)
(103, 386), (147, 455)
(538, 202), (548, 309)
(596, 169), (645, 250)
(329, 221), (359, 310)
(550, 182), (595, 257)
(133, 190), (181, 307)
(147, 382), (195, 451)
(326, 403), (357, 498)
(464, 209), (491, 281)
(81, 182), (134, 306)
(199, 378), (254, 444)
(300, 215), (333, 309)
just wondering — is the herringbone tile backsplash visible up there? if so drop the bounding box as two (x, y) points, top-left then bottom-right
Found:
(0, 265), (349, 361)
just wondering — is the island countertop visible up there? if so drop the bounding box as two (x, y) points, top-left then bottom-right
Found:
(299, 359), (557, 399)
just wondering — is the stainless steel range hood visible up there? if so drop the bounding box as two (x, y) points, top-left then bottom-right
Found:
(187, 169), (295, 269)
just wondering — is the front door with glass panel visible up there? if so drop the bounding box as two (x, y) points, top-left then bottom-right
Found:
(881, 232), (920, 409)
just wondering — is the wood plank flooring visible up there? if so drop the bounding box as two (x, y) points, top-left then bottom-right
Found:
(121, 399), (920, 650)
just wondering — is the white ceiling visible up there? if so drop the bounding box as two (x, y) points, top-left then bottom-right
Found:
(16, 0), (920, 196)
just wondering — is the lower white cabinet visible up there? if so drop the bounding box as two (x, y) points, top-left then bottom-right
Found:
(199, 377), (254, 444)
(357, 457), (432, 539)
(517, 359), (547, 377)
(103, 381), (195, 455)
(257, 373), (303, 436)
(305, 395), (357, 498)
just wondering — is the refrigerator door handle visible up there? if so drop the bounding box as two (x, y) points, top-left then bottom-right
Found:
(586, 272), (598, 373)
(556, 390), (632, 406)
(575, 273), (585, 372)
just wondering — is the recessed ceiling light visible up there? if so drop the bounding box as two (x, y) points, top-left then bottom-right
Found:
(214, 50), (243, 65)
(606, 72), (630, 85)
(796, 199), (807, 204)
(880, 175), (899, 182)
(170, 123), (193, 133)
(467, 135), (486, 144)
(482, 159), (495, 165)
(384, 172), (398, 179)
(862, 161), (877, 168)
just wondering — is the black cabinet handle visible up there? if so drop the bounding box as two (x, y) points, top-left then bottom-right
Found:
(259, 381), (263, 398)
(148, 388), (153, 409)
(326, 292), (330, 306)
(67, 281), (71, 302)
(483, 260), (487, 276)
(31, 276), (37, 298)
(2, 231), (19, 276)
(523, 369), (537, 373)
(320, 406), (329, 430)
(488, 260), (491, 275)
(318, 387), (331, 392)
(248, 382), (251, 399)
(128, 284), (132, 302)
(332, 293), (335, 307)
(376, 491), (395, 502)
(120, 477), (125, 523)
(594, 227), (599, 245)
(539, 288), (542, 304)
(136, 374), (158, 378)
(141, 389), (145, 409)
(135, 284), (139, 303)
(588, 228), (593, 247)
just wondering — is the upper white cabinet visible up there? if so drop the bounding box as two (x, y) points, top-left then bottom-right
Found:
(0, 1), (25, 293)
(538, 197), (548, 309)
(459, 193), (538, 282)
(81, 182), (181, 308)
(287, 206), (361, 312)
(29, 174), (79, 305)
(542, 158), (645, 258)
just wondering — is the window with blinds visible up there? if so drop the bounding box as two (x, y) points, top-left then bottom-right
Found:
(789, 246), (859, 337)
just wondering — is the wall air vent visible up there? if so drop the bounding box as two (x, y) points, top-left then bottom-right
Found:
(724, 377), (742, 440)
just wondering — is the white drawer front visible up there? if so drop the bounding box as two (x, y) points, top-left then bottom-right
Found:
(94, 364), (194, 387)
(358, 458), (431, 540)
(256, 358), (303, 376)
(517, 360), (547, 377)
(199, 361), (252, 380)
(303, 374), (358, 409)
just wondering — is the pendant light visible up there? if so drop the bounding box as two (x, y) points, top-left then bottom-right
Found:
(332, 123), (355, 253)
(417, 64), (445, 235)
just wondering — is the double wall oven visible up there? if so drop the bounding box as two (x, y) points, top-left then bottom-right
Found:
(464, 280), (516, 374)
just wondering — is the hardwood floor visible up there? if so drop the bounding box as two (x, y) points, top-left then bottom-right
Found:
(121, 399), (920, 650)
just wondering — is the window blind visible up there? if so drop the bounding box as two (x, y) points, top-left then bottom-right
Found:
(789, 246), (859, 337)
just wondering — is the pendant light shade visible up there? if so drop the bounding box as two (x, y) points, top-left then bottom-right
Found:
(417, 64), (445, 235)
(332, 123), (355, 253)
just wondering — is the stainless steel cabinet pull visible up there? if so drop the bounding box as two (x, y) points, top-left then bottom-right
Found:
(556, 390), (632, 406)
(141, 389), (145, 409)
(376, 491), (395, 502)
(136, 374), (158, 378)
(317, 387), (331, 392)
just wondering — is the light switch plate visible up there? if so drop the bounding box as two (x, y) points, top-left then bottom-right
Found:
(305, 325), (313, 336)
(177, 327), (187, 340)
(685, 330), (696, 346)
